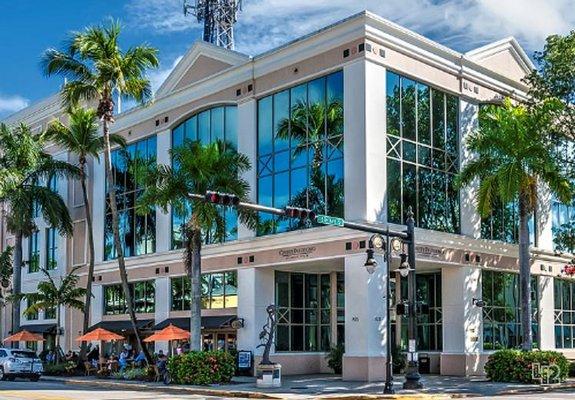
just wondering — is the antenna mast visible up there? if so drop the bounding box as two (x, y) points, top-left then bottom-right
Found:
(183, 0), (242, 50)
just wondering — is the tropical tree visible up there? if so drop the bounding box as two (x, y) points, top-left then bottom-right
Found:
(525, 30), (575, 139)
(275, 99), (344, 227)
(276, 99), (343, 168)
(42, 21), (159, 363)
(44, 107), (126, 361)
(457, 98), (573, 351)
(0, 123), (79, 334)
(0, 246), (13, 298)
(135, 140), (255, 350)
(9, 266), (87, 363)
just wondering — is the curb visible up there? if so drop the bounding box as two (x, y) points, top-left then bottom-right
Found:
(40, 376), (282, 399)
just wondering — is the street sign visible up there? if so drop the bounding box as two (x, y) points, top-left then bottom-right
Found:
(316, 214), (344, 227)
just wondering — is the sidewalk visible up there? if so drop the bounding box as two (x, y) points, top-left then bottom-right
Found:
(41, 374), (575, 399)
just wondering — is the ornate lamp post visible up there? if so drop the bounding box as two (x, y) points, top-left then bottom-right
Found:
(363, 233), (394, 394)
(402, 208), (422, 389)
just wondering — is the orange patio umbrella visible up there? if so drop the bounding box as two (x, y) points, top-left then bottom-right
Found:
(3, 330), (45, 343)
(144, 324), (189, 342)
(144, 324), (189, 356)
(76, 328), (124, 368)
(76, 328), (124, 342)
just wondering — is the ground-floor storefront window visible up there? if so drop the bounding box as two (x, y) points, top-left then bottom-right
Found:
(554, 278), (575, 348)
(202, 331), (237, 352)
(482, 270), (539, 350)
(392, 272), (442, 352)
(275, 271), (343, 352)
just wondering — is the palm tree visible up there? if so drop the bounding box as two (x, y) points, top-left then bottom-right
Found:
(135, 140), (255, 350)
(9, 266), (87, 363)
(42, 21), (159, 363)
(0, 246), (13, 296)
(457, 98), (573, 350)
(44, 107), (126, 361)
(276, 99), (343, 168)
(0, 123), (79, 334)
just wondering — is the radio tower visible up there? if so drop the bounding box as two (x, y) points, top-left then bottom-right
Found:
(183, 0), (242, 50)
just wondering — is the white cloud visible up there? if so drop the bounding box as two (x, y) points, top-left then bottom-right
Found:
(149, 55), (184, 94)
(125, 0), (575, 56)
(0, 94), (29, 118)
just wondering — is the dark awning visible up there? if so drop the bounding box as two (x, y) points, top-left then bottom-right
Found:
(89, 319), (154, 333)
(154, 316), (237, 331)
(19, 324), (57, 334)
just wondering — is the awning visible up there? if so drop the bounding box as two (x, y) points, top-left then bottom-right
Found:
(89, 319), (154, 333)
(19, 324), (57, 334)
(154, 316), (237, 331)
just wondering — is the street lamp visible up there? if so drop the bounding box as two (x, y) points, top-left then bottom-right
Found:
(363, 233), (394, 395)
(402, 208), (422, 390)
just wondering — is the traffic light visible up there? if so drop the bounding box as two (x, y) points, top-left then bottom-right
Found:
(284, 206), (316, 221)
(204, 191), (240, 206)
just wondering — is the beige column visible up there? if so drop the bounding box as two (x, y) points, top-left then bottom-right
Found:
(538, 275), (555, 350)
(440, 266), (483, 376)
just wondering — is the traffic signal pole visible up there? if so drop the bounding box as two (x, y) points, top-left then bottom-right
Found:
(196, 191), (421, 390)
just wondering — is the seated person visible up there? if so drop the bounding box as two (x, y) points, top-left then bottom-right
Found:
(118, 350), (129, 371)
(156, 353), (168, 375)
(134, 350), (146, 365)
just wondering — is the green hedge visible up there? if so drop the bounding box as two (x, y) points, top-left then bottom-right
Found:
(43, 362), (77, 376)
(485, 350), (569, 383)
(167, 351), (235, 385)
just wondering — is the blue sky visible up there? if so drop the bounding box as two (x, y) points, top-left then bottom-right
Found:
(1, 0), (573, 119)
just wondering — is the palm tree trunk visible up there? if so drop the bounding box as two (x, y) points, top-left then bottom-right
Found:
(55, 305), (61, 364)
(187, 227), (202, 351)
(102, 116), (152, 364)
(518, 193), (533, 351)
(79, 165), (95, 363)
(12, 233), (22, 339)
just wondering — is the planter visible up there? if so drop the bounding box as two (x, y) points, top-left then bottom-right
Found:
(256, 363), (281, 388)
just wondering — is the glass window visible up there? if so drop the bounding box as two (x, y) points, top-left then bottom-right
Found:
(394, 272), (442, 351)
(26, 298), (38, 320)
(171, 106), (238, 249)
(257, 71), (344, 236)
(45, 306), (56, 320)
(28, 231), (40, 273)
(482, 270), (539, 350)
(552, 139), (575, 250)
(386, 71), (460, 233)
(275, 271), (339, 352)
(45, 227), (57, 270)
(104, 136), (156, 260)
(554, 278), (575, 348)
(104, 280), (155, 315)
(170, 271), (238, 311)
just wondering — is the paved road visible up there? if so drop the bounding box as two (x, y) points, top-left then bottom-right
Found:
(2, 379), (575, 399)
(0, 379), (237, 400)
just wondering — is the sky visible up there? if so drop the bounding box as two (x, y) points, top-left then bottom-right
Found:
(0, 0), (574, 119)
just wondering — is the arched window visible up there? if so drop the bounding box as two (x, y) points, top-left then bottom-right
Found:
(171, 105), (238, 249)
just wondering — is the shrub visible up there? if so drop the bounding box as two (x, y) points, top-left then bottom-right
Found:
(485, 350), (569, 383)
(167, 351), (235, 385)
(43, 362), (77, 376)
(110, 367), (153, 381)
(326, 344), (344, 374)
(392, 347), (406, 374)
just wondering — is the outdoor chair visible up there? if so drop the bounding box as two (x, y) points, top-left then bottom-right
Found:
(83, 361), (97, 376)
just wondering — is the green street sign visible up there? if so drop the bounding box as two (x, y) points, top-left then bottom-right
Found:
(316, 214), (345, 227)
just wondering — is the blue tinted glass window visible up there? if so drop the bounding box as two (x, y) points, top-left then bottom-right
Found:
(257, 71), (344, 236)
(170, 105), (239, 248)
(104, 135), (157, 260)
